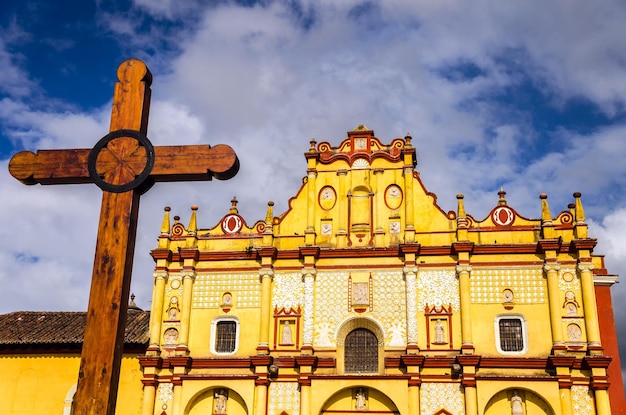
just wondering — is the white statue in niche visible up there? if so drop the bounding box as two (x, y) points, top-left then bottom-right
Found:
(282, 320), (293, 345)
(434, 319), (446, 344)
(214, 389), (227, 414)
(510, 390), (523, 415)
(355, 388), (367, 410)
(222, 292), (232, 306)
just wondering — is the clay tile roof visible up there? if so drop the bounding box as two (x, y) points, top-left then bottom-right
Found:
(0, 309), (150, 348)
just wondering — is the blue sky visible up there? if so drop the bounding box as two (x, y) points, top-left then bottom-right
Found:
(2, 0), (626, 380)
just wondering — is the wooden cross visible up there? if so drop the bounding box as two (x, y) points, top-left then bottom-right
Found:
(8, 59), (239, 415)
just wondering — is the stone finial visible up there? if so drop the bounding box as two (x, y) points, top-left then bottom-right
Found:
(540, 194), (552, 223)
(456, 194), (466, 218)
(573, 192), (585, 224)
(309, 139), (317, 152)
(160, 206), (171, 235)
(573, 192), (588, 239)
(265, 201), (275, 224)
(229, 196), (239, 214)
(188, 205), (198, 233)
(540, 194), (555, 239)
(498, 187), (507, 206)
(405, 133), (412, 147)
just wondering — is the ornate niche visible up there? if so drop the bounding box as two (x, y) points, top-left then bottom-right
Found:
(425, 302), (453, 350)
(349, 273), (372, 313)
(273, 306), (301, 349)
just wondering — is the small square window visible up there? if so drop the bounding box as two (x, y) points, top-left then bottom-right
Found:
(495, 315), (527, 355)
(211, 318), (240, 355)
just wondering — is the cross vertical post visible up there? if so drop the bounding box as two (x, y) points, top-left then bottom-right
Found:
(73, 60), (149, 415)
(8, 59), (239, 415)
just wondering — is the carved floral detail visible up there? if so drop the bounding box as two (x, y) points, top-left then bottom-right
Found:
(273, 273), (303, 310)
(571, 385), (594, 415)
(303, 274), (315, 345)
(158, 383), (173, 406)
(418, 270), (460, 311)
(314, 272), (349, 347)
(268, 382), (300, 415)
(420, 383), (464, 415)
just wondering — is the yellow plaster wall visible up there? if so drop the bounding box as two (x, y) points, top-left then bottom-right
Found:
(471, 303), (553, 357)
(0, 354), (143, 415)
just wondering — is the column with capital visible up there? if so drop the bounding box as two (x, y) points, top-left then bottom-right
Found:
(258, 268), (274, 353)
(578, 262), (601, 350)
(456, 265), (474, 353)
(177, 271), (196, 354)
(403, 266), (418, 352)
(149, 271), (168, 352)
(544, 263), (566, 350)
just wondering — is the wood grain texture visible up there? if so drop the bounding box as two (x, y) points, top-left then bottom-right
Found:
(7, 58), (239, 415)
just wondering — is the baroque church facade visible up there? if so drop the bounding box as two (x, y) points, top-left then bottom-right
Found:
(140, 127), (624, 415)
(1, 126), (624, 414)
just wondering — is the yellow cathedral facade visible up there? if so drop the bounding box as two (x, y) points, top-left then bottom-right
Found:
(1, 126), (625, 414)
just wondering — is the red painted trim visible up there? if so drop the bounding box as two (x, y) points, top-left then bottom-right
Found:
(594, 284), (626, 413)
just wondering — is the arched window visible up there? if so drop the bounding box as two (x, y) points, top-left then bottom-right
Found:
(344, 328), (378, 373)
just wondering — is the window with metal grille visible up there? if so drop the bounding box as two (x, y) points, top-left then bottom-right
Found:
(215, 321), (237, 353)
(344, 328), (378, 373)
(498, 318), (524, 352)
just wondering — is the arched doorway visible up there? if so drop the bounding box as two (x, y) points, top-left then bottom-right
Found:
(484, 388), (554, 415)
(185, 387), (248, 415)
(320, 387), (399, 415)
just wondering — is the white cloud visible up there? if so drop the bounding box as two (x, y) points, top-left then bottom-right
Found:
(3, 0), (626, 377)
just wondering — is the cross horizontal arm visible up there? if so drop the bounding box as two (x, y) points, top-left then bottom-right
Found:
(151, 144), (239, 181)
(9, 144), (239, 186)
(9, 149), (92, 185)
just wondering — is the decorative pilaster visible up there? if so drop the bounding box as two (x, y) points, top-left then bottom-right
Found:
(401, 354), (424, 415)
(458, 355), (480, 415)
(578, 262), (602, 351)
(252, 356), (272, 415)
(301, 268), (316, 353)
(141, 384), (156, 415)
(549, 355), (575, 415)
(296, 355), (316, 415)
(258, 267), (275, 354)
(373, 168), (385, 247)
(305, 167), (317, 246)
(176, 271), (195, 354)
(402, 136), (415, 243)
(171, 380), (183, 415)
(543, 262), (565, 351)
(403, 266), (418, 352)
(149, 270), (168, 353)
(456, 264), (474, 353)
(337, 169), (348, 248)
(586, 355), (612, 414)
